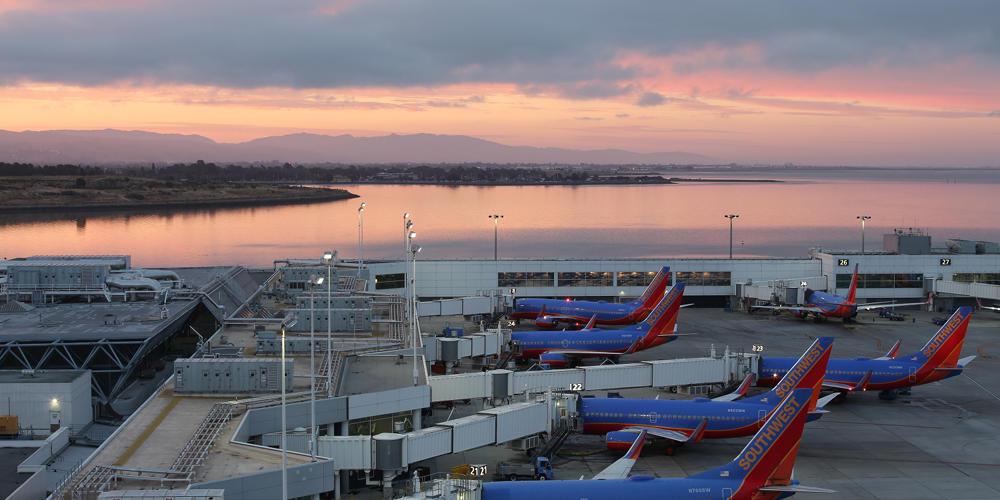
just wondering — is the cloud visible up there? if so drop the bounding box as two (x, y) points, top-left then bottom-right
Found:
(636, 91), (667, 107)
(1, 0), (998, 92)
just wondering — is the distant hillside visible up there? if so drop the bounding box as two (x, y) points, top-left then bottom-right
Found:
(0, 129), (716, 165)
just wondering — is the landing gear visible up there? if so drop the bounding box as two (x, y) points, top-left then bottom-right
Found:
(878, 389), (898, 401)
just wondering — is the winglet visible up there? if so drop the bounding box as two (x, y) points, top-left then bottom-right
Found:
(854, 370), (873, 392)
(688, 418), (709, 445)
(882, 340), (901, 359)
(712, 373), (755, 402)
(583, 314), (598, 330)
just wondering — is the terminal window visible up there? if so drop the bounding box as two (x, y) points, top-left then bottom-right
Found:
(498, 272), (555, 288)
(674, 271), (731, 286)
(374, 273), (405, 290)
(953, 273), (1000, 285)
(835, 273), (923, 288)
(557, 272), (613, 287)
(616, 271), (670, 287)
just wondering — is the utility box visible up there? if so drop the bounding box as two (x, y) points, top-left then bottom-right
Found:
(0, 415), (18, 436)
(174, 358), (293, 394)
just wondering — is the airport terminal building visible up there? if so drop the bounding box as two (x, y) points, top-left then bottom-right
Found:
(365, 231), (1000, 311)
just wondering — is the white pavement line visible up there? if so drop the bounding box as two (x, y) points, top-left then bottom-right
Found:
(963, 374), (1000, 402)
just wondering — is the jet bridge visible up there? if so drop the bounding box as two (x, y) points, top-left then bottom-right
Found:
(318, 395), (576, 472)
(427, 351), (756, 403)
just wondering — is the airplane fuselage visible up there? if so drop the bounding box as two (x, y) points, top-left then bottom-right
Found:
(580, 394), (819, 447)
(511, 327), (671, 365)
(482, 476), (774, 500)
(581, 396), (800, 441)
(511, 298), (643, 325)
(759, 356), (960, 392)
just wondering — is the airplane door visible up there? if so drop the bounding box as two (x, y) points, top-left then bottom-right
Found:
(649, 412), (658, 424)
(909, 366), (917, 383)
(722, 487), (733, 499)
(757, 409), (768, 429)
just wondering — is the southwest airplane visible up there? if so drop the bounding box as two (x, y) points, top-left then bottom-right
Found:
(511, 282), (685, 367)
(581, 337), (835, 453)
(759, 306), (976, 400)
(482, 388), (835, 500)
(511, 266), (671, 328)
(752, 264), (926, 322)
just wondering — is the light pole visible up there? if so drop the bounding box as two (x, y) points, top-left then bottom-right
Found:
(307, 274), (323, 461)
(357, 202), (366, 277)
(410, 244), (422, 386)
(488, 214), (503, 261)
(406, 230), (417, 345)
(279, 324), (288, 500)
(322, 250), (334, 397)
(724, 214), (740, 259)
(403, 215), (413, 316)
(857, 215), (872, 255)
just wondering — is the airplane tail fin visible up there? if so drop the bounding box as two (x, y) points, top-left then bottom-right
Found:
(636, 282), (685, 348)
(746, 337), (833, 412)
(692, 388), (813, 493)
(846, 263), (859, 304)
(911, 306), (973, 370)
(634, 266), (671, 308)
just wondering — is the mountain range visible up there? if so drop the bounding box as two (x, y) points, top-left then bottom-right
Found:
(0, 129), (715, 165)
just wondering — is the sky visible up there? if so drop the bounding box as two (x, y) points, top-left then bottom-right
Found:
(1, 0), (999, 166)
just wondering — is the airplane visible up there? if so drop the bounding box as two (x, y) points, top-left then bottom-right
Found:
(976, 298), (1000, 313)
(510, 266), (672, 328)
(580, 336), (835, 454)
(758, 306), (976, 400)
(751, 264), (926, 322)
(510, 282), (685, 367)
(481, 388), (835, 500)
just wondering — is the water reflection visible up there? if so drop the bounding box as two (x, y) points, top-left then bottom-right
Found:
(0, 169), (998, 267)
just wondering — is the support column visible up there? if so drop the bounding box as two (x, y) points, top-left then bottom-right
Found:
(412, 409), (422, 431)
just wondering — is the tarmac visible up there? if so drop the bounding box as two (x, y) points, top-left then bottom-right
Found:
(424, 307), (1000, 500)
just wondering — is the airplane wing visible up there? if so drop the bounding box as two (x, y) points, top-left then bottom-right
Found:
(823, 370), (872, 392)
(874, 340), (901, 360)
(752, 304), (824, 314)
(713, 373), (755, 402)
(621, 418), (709, 445)
(592, 430), (647, 480)
(856, 301), (927, 311)
(680, 303), (694, 308)
(759, 485), (837, 494)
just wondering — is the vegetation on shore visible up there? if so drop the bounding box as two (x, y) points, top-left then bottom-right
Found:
(0, 161), (672, 185)
(0, 174), (356, 212)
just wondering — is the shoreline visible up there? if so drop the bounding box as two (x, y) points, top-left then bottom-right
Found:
(0, 188), (358, 214)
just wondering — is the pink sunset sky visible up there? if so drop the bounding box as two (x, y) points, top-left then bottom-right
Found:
(1, 0), (999, 166)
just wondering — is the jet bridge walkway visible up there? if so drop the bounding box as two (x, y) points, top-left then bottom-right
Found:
(933, 279), (1000, 302)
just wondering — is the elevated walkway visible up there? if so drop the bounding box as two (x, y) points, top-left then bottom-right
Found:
(933, 279), (1000, 301)
(428, 351), (756, 403)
